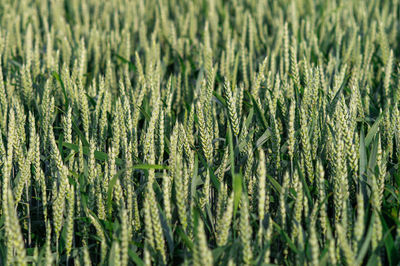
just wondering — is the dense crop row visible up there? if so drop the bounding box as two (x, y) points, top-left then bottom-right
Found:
(1, 0), (400, 265)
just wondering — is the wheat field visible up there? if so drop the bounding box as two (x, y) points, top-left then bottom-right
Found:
(0, 0), (400, 265)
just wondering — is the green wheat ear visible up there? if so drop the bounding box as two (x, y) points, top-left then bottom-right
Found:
(1, 0), (399, 265)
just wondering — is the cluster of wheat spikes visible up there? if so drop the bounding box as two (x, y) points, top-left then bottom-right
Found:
(0, 0), (400, 265)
